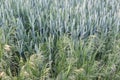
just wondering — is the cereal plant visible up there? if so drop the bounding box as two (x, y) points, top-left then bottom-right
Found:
(0, 0), (120, 80)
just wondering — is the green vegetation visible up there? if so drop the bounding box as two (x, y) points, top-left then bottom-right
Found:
(0, 0), (120, 80)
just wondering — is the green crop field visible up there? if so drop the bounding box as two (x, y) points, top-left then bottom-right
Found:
(0, 0), (120, 80)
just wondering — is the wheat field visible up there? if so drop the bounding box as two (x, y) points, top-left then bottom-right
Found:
(0, 0), (120, 80)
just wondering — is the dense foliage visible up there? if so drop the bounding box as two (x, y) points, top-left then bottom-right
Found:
(0, 0), (120, 80)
